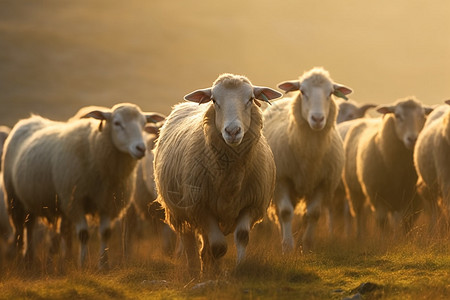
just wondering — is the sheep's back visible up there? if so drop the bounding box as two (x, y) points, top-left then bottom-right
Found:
(344, 118), (378, 197)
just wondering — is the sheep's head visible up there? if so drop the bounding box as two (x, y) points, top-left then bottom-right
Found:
(278, 67), (352, 130)
(377, 98), (433, 150)
(184, 73), (282, 146)
(336, 100), (376, 124)
(82, 103), (166, 159)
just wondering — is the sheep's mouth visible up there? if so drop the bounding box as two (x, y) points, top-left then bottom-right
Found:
(309, 122), (325, 131)
(130, 150), (145, 159)
(224, 136), (243, 146)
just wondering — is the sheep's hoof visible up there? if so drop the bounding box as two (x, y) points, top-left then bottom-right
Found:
(211, 243), (227, 260)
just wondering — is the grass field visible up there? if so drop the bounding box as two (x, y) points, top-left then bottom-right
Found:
(1, 1), (450, 299)
(0, 222), (449, 299)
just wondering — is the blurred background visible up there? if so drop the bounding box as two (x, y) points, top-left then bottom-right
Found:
(1, 0), (449, 126)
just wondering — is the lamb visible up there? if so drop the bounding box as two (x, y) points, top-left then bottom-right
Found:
(336, 99), (376, 123)
(343, 97), (432, 238)
(154, 73), (281, 273)
(414, 100), (450, 231)
(122, 122), (177, 258)
(2, 103), (165, 269)
(263, 67), (352, 253)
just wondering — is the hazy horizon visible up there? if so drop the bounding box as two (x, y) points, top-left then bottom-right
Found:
(1, 0), (449, 126)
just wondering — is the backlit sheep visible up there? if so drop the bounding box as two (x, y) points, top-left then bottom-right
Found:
(263, 67), (352, 253)
(123, 123), (177, 259)
(2, 103), (164, 269)
(154, 73), (281, 273)
(343, 97), (432, 237)
(0, 126), (11, 264)
(414, 100), (450, 231)
(336, 99), (376, 123)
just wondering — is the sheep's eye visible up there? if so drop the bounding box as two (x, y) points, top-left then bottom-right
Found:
(211, 98), (216, 104)
(249, 97), (254, 103)
(114, 121), (123, 128)
(395, 113), (403, 120)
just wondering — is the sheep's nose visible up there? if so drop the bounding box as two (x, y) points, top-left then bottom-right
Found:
(135, 143), (146, 156)
(311, 114), (325, 123)
(225, 126), (241, 138)
(407, 136), (417, 145)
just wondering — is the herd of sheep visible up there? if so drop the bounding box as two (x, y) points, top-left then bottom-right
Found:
(0, 67), (448, 276)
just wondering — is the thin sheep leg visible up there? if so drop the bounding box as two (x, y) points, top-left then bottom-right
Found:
(275, 184), (294, 253)
(75, 217), (89, 268)
(302, 190), (323, 253)
(234, 210), (251, 265)
(99, 215), (111, 270)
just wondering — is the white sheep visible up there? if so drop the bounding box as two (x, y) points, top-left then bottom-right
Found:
(0, 126), (10, 171)
(0, 126), (12, 265)
(263, 67), (352, 253)
(329, 100), (376, 238)
(343, 97), (432, 238)
(2, 103), (165, 269)
(154, 73), (281, 273)
(336, 99), (376, 123)
(414, 100), (450, 231)
(122, 123), (177, 259)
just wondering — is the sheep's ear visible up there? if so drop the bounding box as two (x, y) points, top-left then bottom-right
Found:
(333, 84), (352, 101)
(253, 86), (283, 105)
(358, 104), (377, 115)
(424, 106), (434, 115)
(277, 80), (300, 93)
(144, 124), (159, 135)
(376, 105), (395, 115)
(82, 110), (112, 121)
(145, 113), (166, 123)
(184, 88), (212, 104)
(445, 100), (450, 106)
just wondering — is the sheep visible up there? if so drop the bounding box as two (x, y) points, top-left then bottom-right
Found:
(122, 122), (177, 259)
(343, 97), (432, 238)
(414, 100), (450, 232)
(154, 73), (282, 274)
(0, 126), (10, 170)
(336, 99), (376, 123)
(263, 67), (352, 253)
(329, 101), (376, 238)
(2, 103), (165, 269)
(0, 126), (12, 265)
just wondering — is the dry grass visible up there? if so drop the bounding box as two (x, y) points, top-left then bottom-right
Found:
(0, 218), (449, 299)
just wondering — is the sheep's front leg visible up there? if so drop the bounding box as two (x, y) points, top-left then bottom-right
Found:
(275, 183), (294, 253)
(75, 217), (89, 268)
(205, 214), (227, 260)
(99, 216), (111, 270)
(302, 190), (324, 253)
(234, 210), (251, 265)
(181, 230), (200, 275)
(24, 214), (36, 265)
